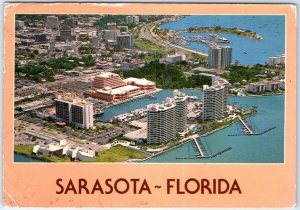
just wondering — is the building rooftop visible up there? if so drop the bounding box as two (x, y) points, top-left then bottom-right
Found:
(96, 72), (119, 78)
(96, 85), (140, 95)
(123, 77), (155, 86)
(147, 98), (176, 112)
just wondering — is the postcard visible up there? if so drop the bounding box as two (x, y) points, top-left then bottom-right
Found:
(3, 3), (296, 208)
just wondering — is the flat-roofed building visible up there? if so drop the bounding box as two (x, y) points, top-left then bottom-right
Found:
(107, 22), (117, 30)
(247, 82), (266, 93)
(103, 29), (120, 42)
(90, 72), (156, 102)
(165, 54), (186, 63)
(60, 25), (76, 41)
(116, 33), (134, 49)
(15, 20), (25, 30)
(55, 97), (93, 129)
(90, 85), (141, 102)
(147, 98), (177, 144)
(202, 85), (227, 120)
(92, 72), (126, 89)
(46, 16), (59, 29)
(123, 77), (156, 91)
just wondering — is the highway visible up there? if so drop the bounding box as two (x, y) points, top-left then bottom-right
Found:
(139, 17), (208, 57)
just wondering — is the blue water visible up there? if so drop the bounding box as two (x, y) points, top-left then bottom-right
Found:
(146, 93), (284, 163)
(98, 89), (284, 163)
(14, 153), (44, 162)
(16, 90), (284, 163)
(159, 15), (285, 65)
(98, 89), (202, 122)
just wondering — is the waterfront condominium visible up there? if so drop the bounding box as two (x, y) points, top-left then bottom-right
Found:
(173, 90), (188, 133)
(208, 44), (232, 69)
(147, 98), (177, 144)
(55, 97), (94, 129)
(202, 85), (227, 120)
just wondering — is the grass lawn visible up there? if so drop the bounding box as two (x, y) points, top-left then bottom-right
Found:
(93, 145), (149, 162)
(135, 38), (173, 55)
(14, 144), (34, 156)
(14, 144), (71, 162)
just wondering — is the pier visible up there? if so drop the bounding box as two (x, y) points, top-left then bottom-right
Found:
(193, 138), (205, 157)
(228, 116), (276, 136)
(238, 116), (254, 134)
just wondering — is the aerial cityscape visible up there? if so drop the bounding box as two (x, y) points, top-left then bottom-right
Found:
(14, 14), (285, 163)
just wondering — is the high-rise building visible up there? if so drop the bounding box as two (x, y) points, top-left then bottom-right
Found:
(60, 25), (76, 41)
(220, 46), (232, 68)
(126, 16), (139, 24)
(147, 98), (177, 144)
(107, 22), (117, 30)
(208, 45), (222, 68)
(65, 17), (77, 28)
(173, 90), (188, 133)
(202, 85), (227, 120)
(55, 97), (93, 129)
(46, 16), (59, 29)
(116, 33), (134, 49)
(103, 29), (120, 42)
(15, 20), (25, 30)
(208, 45), (232, 69)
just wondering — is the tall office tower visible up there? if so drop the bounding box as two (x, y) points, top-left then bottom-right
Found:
(46, 16), (59, 29)
(208, 45), (232, 69)
(103, 29), (120, 42)
(202, 85), (227, 120)
(147, 98), (177, 144)
(55, 97), (94, 129)
(220, 46), (232, 68)
(107, 22), (117, 30)
(92, 72), (126, 89)
(60, 25), (76, 41)
(173, 90), (188, 132)
(65, 17), (77, 28)
(116, 33), (134, 49)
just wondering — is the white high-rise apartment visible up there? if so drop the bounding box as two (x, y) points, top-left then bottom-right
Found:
(173, 90), (188, 133)
(55, 97), (94, 129)
(208, 45), (232, 69)
(126, 15), (139, 24)
(202, 85), (227, 120)
(220, 46), (232, 68)
(147, 98), (177, 144)
(208, 45), (222, 68)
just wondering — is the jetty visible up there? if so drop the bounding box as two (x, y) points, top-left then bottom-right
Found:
(238, 115), (254, 134)
(193, 138), (205, 157)
(228, 115), (276, 136)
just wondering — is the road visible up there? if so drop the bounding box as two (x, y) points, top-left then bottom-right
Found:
(139, 17), (208, 57)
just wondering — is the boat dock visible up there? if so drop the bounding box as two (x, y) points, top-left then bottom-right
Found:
(228, 115), (276, 136)
(238, 116), (254, 135)
(193, 138), (205, 157)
